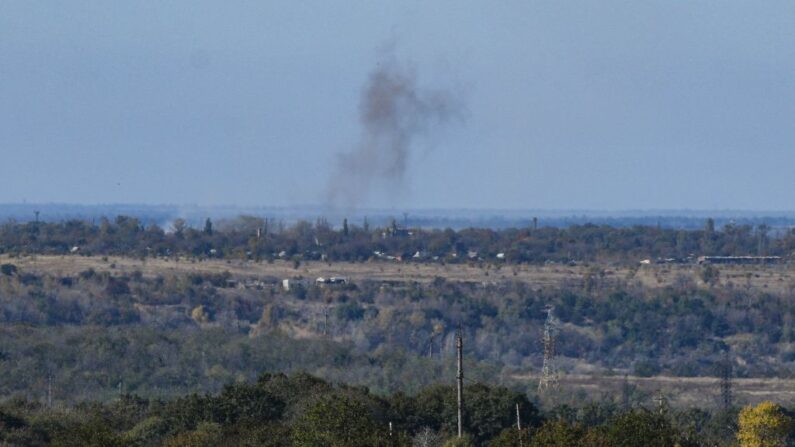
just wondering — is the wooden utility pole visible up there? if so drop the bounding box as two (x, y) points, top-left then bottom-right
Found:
(456, 327), (464, 438)
(47, 375), (52, 408)
(516, 403), (523, 447)
(655, 389), (667, 415)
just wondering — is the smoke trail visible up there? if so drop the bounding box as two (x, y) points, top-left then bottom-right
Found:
(328, 50), (463, 207)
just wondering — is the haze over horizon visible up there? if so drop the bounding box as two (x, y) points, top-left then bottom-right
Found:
(3, 1), (795, 211)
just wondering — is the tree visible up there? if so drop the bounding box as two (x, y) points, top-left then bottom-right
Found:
(164, 421), (223, 447)
(0, 263), (17, 276)
(487, 427), (530, 447)
(191, 305), (210, 324)
(442, 435), (474, 447)
(291, 394), (383, 447)
(701, 218), (715, 254)
(737, 401), (793, 447)
(464, 384), (540, 444)
(172, 218), (187, 237)
(204, 218), (213, 236)
(529, 420), (583, 447)
(413, 427), (444, 447)
(50, 417), (125, 447)
(700, 265), (720, 287)
(601, 409), (677, 447)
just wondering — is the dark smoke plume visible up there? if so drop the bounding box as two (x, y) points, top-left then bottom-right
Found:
(328, 51), (462, 207)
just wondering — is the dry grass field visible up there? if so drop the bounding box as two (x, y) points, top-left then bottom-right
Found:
(3, 254), (794, 294)
(513, 373), (795, 407)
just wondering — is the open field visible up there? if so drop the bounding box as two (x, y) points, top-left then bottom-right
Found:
(513, 373), (795, 407)
(3, 254), (795, 293)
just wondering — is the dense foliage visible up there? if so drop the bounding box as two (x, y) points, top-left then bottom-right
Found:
(0, 373), (539, 446)
(0, 373), (791, 447)
(1, 256), (795, 406)
(2, 217), (795, 445)
(1, 216), (794, 263)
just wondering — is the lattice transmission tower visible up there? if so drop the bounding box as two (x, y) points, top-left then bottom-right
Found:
(538, 305), (559, 393)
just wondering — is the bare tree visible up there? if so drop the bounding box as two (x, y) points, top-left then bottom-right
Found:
(413, 427), (443, 447)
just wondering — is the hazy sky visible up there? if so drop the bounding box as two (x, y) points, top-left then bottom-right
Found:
(2, 1), (795, 210)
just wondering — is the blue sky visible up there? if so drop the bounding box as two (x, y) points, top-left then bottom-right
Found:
(2, 1), (794, 210)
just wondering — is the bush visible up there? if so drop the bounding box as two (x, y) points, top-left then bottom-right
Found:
(633, 360), (661, 378)
(336, 302), (365, 321)
(0, 263), (17, 276)
(443, 435), (475, 447)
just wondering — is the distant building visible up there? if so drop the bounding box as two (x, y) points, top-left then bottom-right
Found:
(381, 220), (413, 239)
(315, 276), (348, 285)
(282, 278), (310, 291)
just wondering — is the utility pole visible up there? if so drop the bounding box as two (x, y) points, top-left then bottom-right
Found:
(720, 351), (733, 411)
(655, 389), (668, 415)
(516, 403), (523, 447)
(621, 374), (631, 410)
(456, 326), (464, 438)
(47, 374), (52, 408)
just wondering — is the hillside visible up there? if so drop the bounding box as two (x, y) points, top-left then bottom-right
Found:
(1, 254), (794, 408)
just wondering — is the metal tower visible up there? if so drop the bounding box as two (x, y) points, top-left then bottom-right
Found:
(538, 306), (559, 393)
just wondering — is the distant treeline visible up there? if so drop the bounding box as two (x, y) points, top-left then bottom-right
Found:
(1, 216), (794, 263)
(0, 371), (782, 447)
(5, 203), (795, 230)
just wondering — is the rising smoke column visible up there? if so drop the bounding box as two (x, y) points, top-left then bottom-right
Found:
(328, 51), (462, 207)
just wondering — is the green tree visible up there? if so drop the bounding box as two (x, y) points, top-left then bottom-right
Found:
(50, 417), (125, 447)
(601, 410), (676, 447)
(487, 427), (530, 446)
(442, 435), (475, 447)
(164, 421), (223, 447)
(529, 420), (583, 447)
(700, 265), (720, 286)
(0, 263), (17, 276)
(172, 218), (187, 237)
(291, 394), (383, 447)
